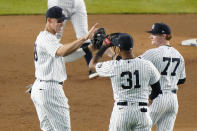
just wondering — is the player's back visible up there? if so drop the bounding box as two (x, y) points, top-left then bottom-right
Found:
(141, 45), (185, 91)
(108, 58), (160, 103)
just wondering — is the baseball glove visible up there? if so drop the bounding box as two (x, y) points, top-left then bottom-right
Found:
(91, 28), (107, 49)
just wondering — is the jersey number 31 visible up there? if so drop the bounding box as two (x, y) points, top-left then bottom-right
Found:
(121, 70), (141, 89)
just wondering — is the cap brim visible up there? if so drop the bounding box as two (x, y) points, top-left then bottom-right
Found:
(146, 30), (161, 35)
(58, 15), (68, 21)
(146, 30), (154, 34)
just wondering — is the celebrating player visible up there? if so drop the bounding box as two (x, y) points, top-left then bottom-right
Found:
(140, 23), (186, 131)
(48, 0), (98, 79)
(30, 6), (98, 131)
(89, 33), (162, 131)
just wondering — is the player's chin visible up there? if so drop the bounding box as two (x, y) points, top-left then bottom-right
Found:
(151, 41), (156, 46)
(56, 29), (61, 33)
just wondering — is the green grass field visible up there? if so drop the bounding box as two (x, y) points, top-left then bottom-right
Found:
(0, 0), (197, 15)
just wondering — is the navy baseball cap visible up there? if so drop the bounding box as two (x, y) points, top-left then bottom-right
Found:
(147, 23), (171, 35)
(111, 33), (133, 50)
(46, 6), (67, 21)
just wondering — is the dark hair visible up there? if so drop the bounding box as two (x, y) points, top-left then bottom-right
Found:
(46, 6), (67, 21)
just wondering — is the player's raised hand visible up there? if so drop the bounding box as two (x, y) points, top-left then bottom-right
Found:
(84, 23), (99, 40)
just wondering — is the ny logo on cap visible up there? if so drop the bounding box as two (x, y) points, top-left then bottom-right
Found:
(152, 24), (155, 29)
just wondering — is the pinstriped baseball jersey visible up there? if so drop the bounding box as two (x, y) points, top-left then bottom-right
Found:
(96, 58), (160, 131)
(140, 45), (186, 131)
(32, 30), (86, 131)
(95, 58), (160, 103)
(34, 31), (67, 82)
(140, 45), (186, 91)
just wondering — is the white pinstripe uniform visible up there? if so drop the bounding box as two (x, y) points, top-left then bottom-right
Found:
(48, 0), (89, 43)
(31, 31), (85, 131)
(95, 58), (161, 131)
(140, 45), (186, 131)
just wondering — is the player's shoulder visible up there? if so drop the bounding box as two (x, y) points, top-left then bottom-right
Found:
(96, 60), (117, 72)
(96, 60), (115, 66)
(167, 46), (184, 60)
(37, 31), (56, 41)
(146, 47), (160, 53)
(137, 57), (153, 65)
(137, 59), (157, 73)
(104, 60), (119, 66)
(171, 46), (183, 55)
(142, 47), (161, 58)
(36, 31), (59, 46)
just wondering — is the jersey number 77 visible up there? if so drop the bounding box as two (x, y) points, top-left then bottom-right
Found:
(161, 57), (180, 76)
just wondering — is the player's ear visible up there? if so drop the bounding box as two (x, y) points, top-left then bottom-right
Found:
(47, 18), (52, 23)
(161, 34), (167, 39)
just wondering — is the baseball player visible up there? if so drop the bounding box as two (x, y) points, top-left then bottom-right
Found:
(89, 33), (162, 131)
(47, 0), (98, 79)
(31, 6), (98, 131)
(140, 23), (186, 131)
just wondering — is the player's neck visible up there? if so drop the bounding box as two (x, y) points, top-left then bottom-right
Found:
(44, 23), (56, 35)
(157, 41), (170, 47)
(121, 51), (135, 59)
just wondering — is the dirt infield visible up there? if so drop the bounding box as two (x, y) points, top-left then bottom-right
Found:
(0, 14), (197, 131)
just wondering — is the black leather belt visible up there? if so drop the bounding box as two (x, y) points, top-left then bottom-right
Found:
(171, 90), (177, 94)
(58, 81), (63, 85)
(161, 90), (177, 94)
(117, 102), (147, 106)
(40, 80), (63, 85)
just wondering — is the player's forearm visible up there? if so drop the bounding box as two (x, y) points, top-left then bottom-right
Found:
(89, 45), (109, 71)
(89, 55), (101, 72)
(62, 48), (86, 63)
(56, 37), (86, 57)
